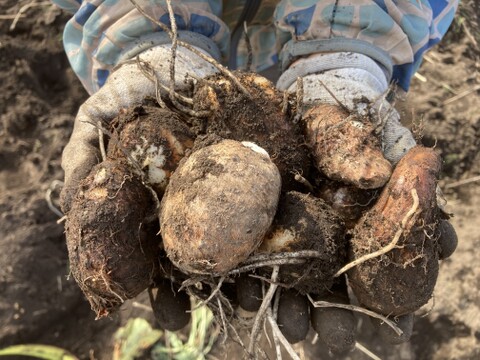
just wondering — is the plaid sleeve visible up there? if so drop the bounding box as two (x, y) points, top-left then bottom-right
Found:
(51, 0), (228, 95)
(274, 0), (459, 91)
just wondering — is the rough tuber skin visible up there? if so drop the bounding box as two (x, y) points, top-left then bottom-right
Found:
(107, 105), (194, 195)
(160, 139), (282, 275)
(65, 160), (160, 318)
(348, 146), (442, 315)
(258, 191), (347, 294)
(304, 104), (392, 189)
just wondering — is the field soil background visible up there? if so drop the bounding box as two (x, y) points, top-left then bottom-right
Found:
(1, 1), (479, 359)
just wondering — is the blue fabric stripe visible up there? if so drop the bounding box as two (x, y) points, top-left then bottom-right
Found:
(159, 13), (187, 31)
(97, 69), (109, 87)
(372, 0), (388, 12)
(392, 40), (431, 91)
(285, 5), (316, 36)
(435, 6), (456, 36)
(190, 14), (220, 37)
(429, 0), (449, 19)
(74, 3), (96, 26)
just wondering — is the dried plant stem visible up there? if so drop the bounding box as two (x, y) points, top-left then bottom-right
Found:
(244, 250), (324, 264)
(294, 172), (314, 192)
(307, 294), (403, 336)
(216, 297), (228, 343)
(267, 309), (300, 360)
(227, 259), (305, 276)
(10, 1), (50, 31)
(334, 188), (419, 277)
(355, 342), (382, 360)
(445, 175), (480, 189)
(243, 22), (253, 71)
(248, 266), (279, 358)
(82, 120), (144, 176)
(45, 180), (64, 218)
(194, 276), (225, 310)
(318, 79), (350, 113)
(296, 77), (304, 113)
(270, 290), (283, 360)
(129, 0), (251, 98)
(443, 84), (480, 105)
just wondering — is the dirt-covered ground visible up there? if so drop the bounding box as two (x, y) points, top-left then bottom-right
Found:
(1, 1), (479, 359)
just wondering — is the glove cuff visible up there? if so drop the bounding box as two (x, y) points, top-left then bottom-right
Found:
(277, 52), (388, 92)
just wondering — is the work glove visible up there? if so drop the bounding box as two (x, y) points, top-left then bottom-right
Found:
(60, 44), (218, 213)
(277, 52), (415, 165)
(274, 52), (457, 352)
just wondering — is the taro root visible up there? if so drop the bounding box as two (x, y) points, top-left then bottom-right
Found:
(107, 105), (194, 195)
(65, 160), (160, 318)
(235, 274), (263, 312)
(149, 279), (191, 331)
(193, 72), (310, 191)
(304, 104), (392, 189)
(258, 191), (347, 294)
(435, 219), (458, 259)
(348, 146), (442, 315)
(310, 281), (356, 355)
(277, 289), (310, 344)
(160, 139), (281, 275)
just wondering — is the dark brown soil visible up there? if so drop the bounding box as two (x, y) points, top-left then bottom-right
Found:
(1, 1), (479, 359)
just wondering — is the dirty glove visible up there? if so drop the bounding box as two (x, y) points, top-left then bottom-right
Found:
(60, 44), (218, 212)
(277, 52), (416, 165)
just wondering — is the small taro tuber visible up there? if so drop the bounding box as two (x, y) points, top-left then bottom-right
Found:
(160, 139), (282, 275)
(310, 281), (356, 355)
(348, 146), (442, 315)
(258, 191), (347, 294)
(304, 104), (392, 189)
(276, 289), (310, 344)
(65, 160), (160, 318)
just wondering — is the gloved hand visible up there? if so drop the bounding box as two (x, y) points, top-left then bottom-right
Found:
(277, 52), (416, 166)
(60, 44), (218, 213)
(275, 52), (458, 350)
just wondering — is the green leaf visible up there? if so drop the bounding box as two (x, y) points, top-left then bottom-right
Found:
(113, 318), (163, 360)
(0, 344), (78, 360)
(151, 304), (219, 360)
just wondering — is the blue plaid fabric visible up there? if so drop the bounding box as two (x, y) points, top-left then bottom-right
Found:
(52, 0), (459, 93)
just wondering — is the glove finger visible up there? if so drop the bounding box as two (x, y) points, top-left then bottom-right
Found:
(310, 280), (356, 355)
(277, 289), (310, 344)
(371, 313), (414, 345)
(60, 111), (100, 213)
(235, 273), (263, 312)
(436, 219), (458, 260)
(149, 279), (191, 331)
(382, 113), (416, 165)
